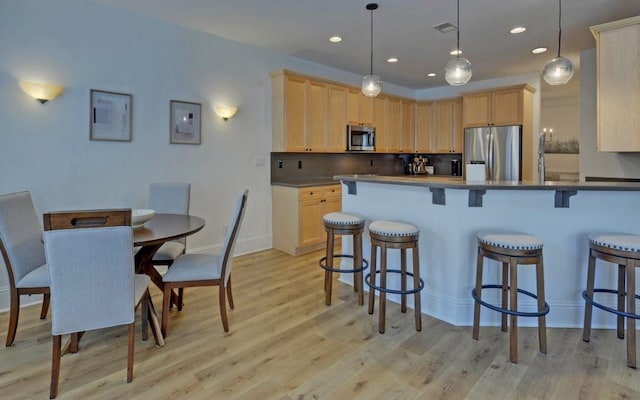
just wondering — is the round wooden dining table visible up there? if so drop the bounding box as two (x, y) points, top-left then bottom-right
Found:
(133, 214), (205, 346)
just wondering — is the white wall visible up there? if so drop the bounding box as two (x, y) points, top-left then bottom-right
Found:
(579, 49), (640, 180)
(0, 0), (404, 311)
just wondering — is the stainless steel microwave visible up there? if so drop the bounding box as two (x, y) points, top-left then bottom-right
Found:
(347, 124), (375, 151)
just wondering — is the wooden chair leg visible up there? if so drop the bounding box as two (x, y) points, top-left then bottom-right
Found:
(509, 257), (518, 364)
(177, 288), (184, 312)
(325, 231), (334, 306)
(536, 255), (547, 354)
(472, 247), (484, 341)
(70, 333), (79, 353)
(378, 243), (388, 334)
(412, 245), (422, 332)
(41, 293), (50, 319)
(626, 260), (636, 368)
(6, 290), (19, 346)
(140, 289), (149, 341)
(354, 232), (364, 306)
(219, 285), (229, 332)
(583, 250), (597, 342)
(127, 322), (135, 383)
(226, 277), (234, 309)
(161, 284), (172, 337)
(618, 264), (626, 339)
(368, 243), (378, 315)
(400, 248), (407, 313)
(50, 335), (61, 399)
(501, 262), (509, 332)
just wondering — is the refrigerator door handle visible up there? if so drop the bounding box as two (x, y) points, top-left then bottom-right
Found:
(487, 129), (494, 181)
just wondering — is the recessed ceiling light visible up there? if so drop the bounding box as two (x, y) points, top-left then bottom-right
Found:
(450, 49), (462, 56)
(329, 36), (342, 43)
(387, 57), (398, 63)
(532, 47), (548, 54)
(427, 73), (436, 77)
(510, 26), (527, 34)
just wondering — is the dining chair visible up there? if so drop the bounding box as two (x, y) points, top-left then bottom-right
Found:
(161, 189), (248, 336)
(0, 191), (50, 347)
(43, 209), (150, 399)
(149, 183), (190, 308)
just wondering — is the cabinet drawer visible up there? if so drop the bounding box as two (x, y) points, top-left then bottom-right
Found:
(299, 187), (324, 201)
(323, 185), (341, 199)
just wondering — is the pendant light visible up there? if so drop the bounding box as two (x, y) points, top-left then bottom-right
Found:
(362, 3), (382, 97)
(445, 0), (472, 86)
(542, 0), (574, 85)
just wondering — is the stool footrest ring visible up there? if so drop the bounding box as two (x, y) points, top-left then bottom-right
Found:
(582, 289), (640, 320)
(319, 254), (369, 274)
(472, 284), (550, 317)
(365, 269), (425, 295)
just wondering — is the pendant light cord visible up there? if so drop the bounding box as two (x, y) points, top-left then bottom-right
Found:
(456, 0), (461, 58)
(370, 7), (374, 75)
(557, 0), (562, 58)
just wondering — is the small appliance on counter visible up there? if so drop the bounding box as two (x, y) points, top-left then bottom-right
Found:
(407, 156), (432, 175)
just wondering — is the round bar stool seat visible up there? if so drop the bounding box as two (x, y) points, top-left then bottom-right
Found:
(366, 220), (423, 334)
(472, 231), (549, 364)
(583, 233), (640, 368)
(319, 212), (368, 306)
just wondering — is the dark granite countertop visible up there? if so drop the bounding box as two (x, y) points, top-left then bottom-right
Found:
(271, 178), (338, 188)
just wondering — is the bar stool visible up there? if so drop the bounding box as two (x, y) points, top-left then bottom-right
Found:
(472, 231), (549, 364)
(319, 212), (368, 306)
(583, 233), (640, 368)
(366, 220), (423, 334)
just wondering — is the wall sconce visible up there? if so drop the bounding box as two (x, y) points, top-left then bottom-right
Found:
(214, 105), (238, 121)
(20, 81), (65, 104)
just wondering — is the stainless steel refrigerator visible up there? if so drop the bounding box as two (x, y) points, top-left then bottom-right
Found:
(464, 125), (522, 181)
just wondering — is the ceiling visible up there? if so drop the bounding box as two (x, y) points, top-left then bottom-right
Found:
(93, 0), (640, 92)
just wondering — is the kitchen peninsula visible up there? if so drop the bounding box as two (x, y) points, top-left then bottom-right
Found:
(334, 174), (640, 329)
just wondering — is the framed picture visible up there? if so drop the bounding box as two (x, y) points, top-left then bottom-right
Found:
(170, 100), (201, 145)
(89, 89), (132, 142)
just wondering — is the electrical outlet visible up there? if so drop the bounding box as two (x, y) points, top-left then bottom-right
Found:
(278, 159), (283, 168)
(222, 225), (228, 236)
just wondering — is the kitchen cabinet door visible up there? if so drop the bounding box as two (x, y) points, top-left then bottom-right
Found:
(373, 96), (386, 152)
(347, 88), (361, 125)
(307, 80), (327, 152)
(431, 98), (463, 153)
(283, 75), (306, 151)
(491, 88), (523, 126)
(400, 100), (415, 153)
(462, 92), (491, 127)
(415, 102), (433, 153)
(591, 16), (640, 151)
(327, 85), (348, 152)
(385, 97), (402, 153)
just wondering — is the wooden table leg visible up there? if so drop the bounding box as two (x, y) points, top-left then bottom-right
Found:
(136, 244), (180, 307)
(146, 293), (165, 347)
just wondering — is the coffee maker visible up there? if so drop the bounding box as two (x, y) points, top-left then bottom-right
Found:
(409, 156), (430, 175)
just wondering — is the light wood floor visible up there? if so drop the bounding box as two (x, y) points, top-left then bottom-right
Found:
(1, 248), (639, 399)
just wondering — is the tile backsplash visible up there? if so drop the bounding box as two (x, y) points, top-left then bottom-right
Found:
(271, 152), (463, 182)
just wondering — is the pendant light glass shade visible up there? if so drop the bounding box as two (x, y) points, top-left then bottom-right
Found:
(445, 0), (472, 86)
(542, 56), (574, 85)
(362, 74), (382, 97)
(361, 3), (381, 97)
(542, 0), (573, 85)
(445, 57), (473, 86)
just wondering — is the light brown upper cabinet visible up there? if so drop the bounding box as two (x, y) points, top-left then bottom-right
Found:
(463, 85), (534, 128)
(400, 100), (416, 153)
(463, 85), (535, 180)
(327, 85), (348, 152)
(591, 16), (640, 152)
(415, 102), (434, 153)
(431, 98), (463, 153)
(347, 88), (374, 127)
(271, 69), (415, 154)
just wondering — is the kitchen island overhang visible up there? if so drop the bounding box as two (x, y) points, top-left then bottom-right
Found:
(333, 174), (640, 329)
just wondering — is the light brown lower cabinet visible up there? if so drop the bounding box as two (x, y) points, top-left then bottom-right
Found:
(272, 184), (341, 256)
